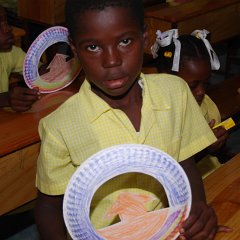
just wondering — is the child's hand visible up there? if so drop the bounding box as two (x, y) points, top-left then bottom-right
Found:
(8, 86), (40, 112)
(208, 119), (228, 152)
(178, 201), (232, 239)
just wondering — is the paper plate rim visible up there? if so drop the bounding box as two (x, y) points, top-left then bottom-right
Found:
(23, 26), (81, 93)
(63, 144), (192, 240)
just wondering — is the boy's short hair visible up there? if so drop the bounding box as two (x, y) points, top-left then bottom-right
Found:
(156, 35), (210, 73)
(65, 0), (145, 40)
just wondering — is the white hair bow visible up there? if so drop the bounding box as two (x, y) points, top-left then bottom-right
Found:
(191, 29), (220, 70)
(151, 29), (181, 71)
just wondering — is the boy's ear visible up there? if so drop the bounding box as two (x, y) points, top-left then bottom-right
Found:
(143, 24), (149, 50)
(68, 37), (78, 57)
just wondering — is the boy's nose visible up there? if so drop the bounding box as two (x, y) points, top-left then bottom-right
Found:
(196, 86), (205, 96)
(103, 47), (122, 68)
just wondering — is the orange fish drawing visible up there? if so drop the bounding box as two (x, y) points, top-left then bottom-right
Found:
(97, 192), (169, 240)
(41, 53), (75, 83)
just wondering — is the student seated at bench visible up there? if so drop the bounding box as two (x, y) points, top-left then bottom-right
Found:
(151, 29), (234, 177)
(0, 5), (40, 112)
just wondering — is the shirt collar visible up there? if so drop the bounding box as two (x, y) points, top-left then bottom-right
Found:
(80, 73), (170, 122)
(80, 80), (112, 122)
(140, 73), (171, 111)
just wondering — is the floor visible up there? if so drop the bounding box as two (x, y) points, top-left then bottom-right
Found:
(0, 39), (239, 240)
(0, 202), (40, 240)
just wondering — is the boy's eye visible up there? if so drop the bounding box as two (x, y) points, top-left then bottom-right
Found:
(87, 44), (100, 52)
(119, 39), (131, 47)
(189, 84), (197, 90)
(188, 83), (198, 91)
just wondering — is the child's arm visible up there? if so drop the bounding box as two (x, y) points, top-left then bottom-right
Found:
(35, 191), (67, 240)
(0, 74), (40, 112)
(208, 119), (228, 153)
(194, 119), (229, 163)
(179, 157), (231, 239)
(8, 85), (40, 112)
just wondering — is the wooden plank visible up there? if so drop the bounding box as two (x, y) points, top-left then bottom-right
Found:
(0, 79), (82, 157)
(177, 3), (240, 43)
(0, 143), (40, 215)
(145, 0), (240, 22)
(204, 154), (240, 240)
(144, 0), (240, 54)
(207, 74), (240, 120)
(17, 0), (65, 25)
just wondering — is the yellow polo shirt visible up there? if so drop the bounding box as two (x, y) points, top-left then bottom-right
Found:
(198, 94), (222, 178)
(36, 73), (216, 228)
(200, 94), (221, 125)
(0, 46), (26, 93)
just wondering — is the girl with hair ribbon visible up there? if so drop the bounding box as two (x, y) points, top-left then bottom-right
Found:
(151, 29), (234, 177)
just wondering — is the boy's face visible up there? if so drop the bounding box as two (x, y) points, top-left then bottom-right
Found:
(178, 59), (211, 105)
(0, 7), (14, 52)
(71, 7), (148, 98)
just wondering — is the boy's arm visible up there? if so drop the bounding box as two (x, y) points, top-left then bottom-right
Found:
(194, 125), (230, 164)
(35, 191), (67, 240)
(180, 157), (206, 202)
(8, 85), (40, 112)
(179, 157), (231, 239)
(0, 79), (40, 112)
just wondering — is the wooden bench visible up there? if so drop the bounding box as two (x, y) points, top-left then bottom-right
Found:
(0, 78), (82, 215)
(144, 0), (240, 54)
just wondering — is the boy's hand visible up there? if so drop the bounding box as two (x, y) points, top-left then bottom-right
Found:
(208, 119), (228, 152)
(178, 201), (232, 239)
(9, 86), (40, 112)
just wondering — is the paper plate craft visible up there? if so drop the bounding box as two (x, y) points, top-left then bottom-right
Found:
(63, 144), (192, 240)
(23, 26), (81, 93)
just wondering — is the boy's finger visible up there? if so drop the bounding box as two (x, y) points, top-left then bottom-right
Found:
(217, 225), (233, 233)
(208, 119), (215, 128)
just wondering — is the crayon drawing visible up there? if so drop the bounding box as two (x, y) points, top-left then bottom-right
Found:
(97, 192), (170, 240)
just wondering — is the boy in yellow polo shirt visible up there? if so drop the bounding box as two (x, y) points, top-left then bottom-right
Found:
(35, 0), (231, 239)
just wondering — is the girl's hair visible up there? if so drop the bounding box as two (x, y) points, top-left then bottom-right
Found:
(155, 34), (211, 73)
(65, 0), (145, 41)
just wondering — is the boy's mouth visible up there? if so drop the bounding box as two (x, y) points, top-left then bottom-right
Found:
(104, 76), (128, 89)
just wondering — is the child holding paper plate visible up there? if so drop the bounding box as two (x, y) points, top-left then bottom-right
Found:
(0, 5), (40, 112)
(151, 29), (235, 177)
(35, 1), (231, 239)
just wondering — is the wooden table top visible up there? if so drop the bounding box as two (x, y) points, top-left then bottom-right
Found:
(0, 78), (82, 157)
(145, 0), (240, 23)
(204, 153), (240, 240)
